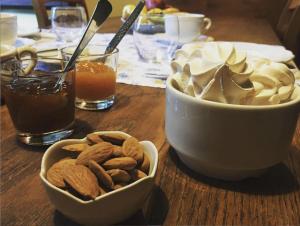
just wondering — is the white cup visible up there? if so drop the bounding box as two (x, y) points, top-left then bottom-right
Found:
(0, 13), (17, 45)
(164, 13), (212, 44)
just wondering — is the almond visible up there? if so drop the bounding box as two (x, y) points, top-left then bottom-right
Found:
(139, 153), (150, 174)
(112, 146), (125, 157)
(102, 157), (137, 170)
(99, 133), (127, 146)
(46, 159), (76, 188)
(122, 137), (144, 164)
(62, 143), (90, 153)
(130, 169), (147, 181)
(113, 183), (128, 190)
(76, 142), (113, 166)
(58, 157), (72, 162)
(107, 169), (131, 183)
(88, 160), (114, 189)
(63, 164), (99, 200)
(86, 133), (104, 144)
(99, 185), (107, 195)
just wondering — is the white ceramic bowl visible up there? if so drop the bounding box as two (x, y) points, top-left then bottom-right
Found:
(165, 76), (300, 180)
(40, 131), (158, 225)
(0, 13), (17, 45)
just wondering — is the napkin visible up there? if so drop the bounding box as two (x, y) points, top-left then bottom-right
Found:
(31, 32), (171, 88)
(230, 41), (295, 63)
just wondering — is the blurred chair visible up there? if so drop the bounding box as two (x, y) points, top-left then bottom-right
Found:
(32, 0), (89, 29)
(276, 0), (300, 66)
(265, 0), (289, 29)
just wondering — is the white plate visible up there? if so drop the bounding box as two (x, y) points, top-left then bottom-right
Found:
(15, 38), (35, 47)
(184, 41), (295, 63)
(18, 28), (40, 37)
(230, 41), (295, 63)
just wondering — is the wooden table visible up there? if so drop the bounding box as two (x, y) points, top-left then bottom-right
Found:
(1, 16), (300, 226)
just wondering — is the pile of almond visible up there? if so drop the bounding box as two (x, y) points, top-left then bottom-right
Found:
(46, 133), (150, 201)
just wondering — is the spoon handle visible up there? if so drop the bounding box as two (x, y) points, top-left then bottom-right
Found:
(64, 0), (112, 72)
(104, 0), (145, 55)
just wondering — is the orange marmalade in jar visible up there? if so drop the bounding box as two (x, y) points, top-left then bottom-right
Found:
(76, 61), (116, 101)
(62, 44), (119, 110)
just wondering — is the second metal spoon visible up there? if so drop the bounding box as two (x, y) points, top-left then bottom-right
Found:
(63, 0), (112, 72)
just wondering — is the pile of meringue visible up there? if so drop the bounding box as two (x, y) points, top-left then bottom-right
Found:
(171, 42), (296, 105)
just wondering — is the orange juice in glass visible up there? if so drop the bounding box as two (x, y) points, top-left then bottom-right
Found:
(62, 45), (118, 110)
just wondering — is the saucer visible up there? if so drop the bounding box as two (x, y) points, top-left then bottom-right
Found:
(15, 38), (35, 47)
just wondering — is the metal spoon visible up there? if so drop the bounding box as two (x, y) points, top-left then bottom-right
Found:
(51, 0), (111, 89)
(63, 0), (112, 72)
(103, 0), (146, 56)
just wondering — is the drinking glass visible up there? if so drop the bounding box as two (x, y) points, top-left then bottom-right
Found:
(61, 44), (119, 111)
(1, 57), (76, 145)
(51, 6), (87, 42)
(133, 14), (179, 63)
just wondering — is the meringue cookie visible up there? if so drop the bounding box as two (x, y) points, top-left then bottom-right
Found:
(172, 65), (195, 96)
(172, 42), (254, 104)
(194, 64), (255, 104)
(171, 42), (296, 105)
(250, 60), (295, 105)
(201, 42), (250, 74)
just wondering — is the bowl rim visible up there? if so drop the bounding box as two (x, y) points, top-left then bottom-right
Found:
(40, 131), (159, 204)
(166, 75), (300, 111)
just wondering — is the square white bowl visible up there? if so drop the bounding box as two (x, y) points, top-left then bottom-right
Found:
(40, 131), (158, 225)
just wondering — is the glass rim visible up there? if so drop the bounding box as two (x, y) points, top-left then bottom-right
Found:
(51, 6), (85, 10)
(137, 13), (166, 19)
(1, 57), (74, 79)
(61, 44), (119, 57)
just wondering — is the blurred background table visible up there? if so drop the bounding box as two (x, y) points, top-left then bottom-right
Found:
(1, 15), (300, 226)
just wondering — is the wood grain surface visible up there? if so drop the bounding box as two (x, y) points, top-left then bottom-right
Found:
(1, 15), (300, 226)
